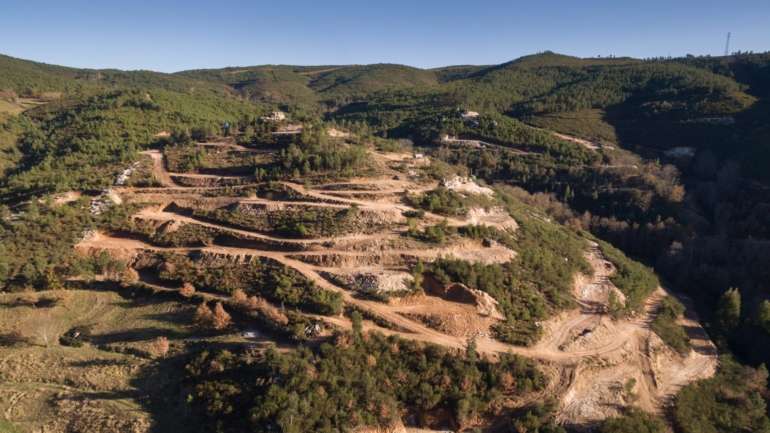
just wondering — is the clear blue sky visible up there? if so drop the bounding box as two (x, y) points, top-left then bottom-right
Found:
(1, 0), (768, 72)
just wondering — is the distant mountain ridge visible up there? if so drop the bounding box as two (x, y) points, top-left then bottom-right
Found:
(4, 50), (765, 107)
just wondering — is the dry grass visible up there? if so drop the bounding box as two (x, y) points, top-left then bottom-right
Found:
(0, 100), (23, 115)
(0, 289), (222, 433)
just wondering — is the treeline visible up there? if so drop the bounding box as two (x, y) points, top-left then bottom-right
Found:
(673, 358), (770, 433)
(0, 53), (230, 98)
(509, 63), (752, 118)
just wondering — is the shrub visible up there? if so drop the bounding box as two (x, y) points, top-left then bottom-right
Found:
(179, 282), (196, 298)
(598, 409), (666, 433)
(650, 295), (690, 354)
(149, 336), (170, 358)
(597, 239), (659, 313)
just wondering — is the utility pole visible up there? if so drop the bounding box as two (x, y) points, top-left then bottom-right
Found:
(724, 32), (731, 56)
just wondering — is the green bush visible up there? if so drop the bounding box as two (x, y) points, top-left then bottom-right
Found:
(597, 239), (659, 313)
(650, 295), (690, 354)
(674, 358), (770, 433)
(598, 409), (666, 433)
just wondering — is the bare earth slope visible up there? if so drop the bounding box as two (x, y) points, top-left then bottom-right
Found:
(76, 143), (717, 427)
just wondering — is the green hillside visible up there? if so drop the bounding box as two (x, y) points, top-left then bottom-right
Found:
(178, 65), (320, 106)
(0, 53), (230, 97)
(2, 50), (770, 433)
(178, 63), (439, 107)
(309, 64), (439, 97)
(0, 54), (83, 95)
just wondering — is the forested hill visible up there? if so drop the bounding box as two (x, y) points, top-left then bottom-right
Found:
(2, 49), (770, 432)
(3, 50), (760, 118)
(0, 53), (231, 97)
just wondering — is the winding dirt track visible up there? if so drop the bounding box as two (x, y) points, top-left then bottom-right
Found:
(139, 150), (175, 187)
(81, 145), (717, 421)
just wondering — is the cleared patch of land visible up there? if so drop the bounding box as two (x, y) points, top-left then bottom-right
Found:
(70, 141), (718, 428)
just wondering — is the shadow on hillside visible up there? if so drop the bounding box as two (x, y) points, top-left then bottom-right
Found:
(680, 324), (718, 356)
(67, 358), (131, 368)
(129, 341), (261, 433)
(604, 101), (745, 157)
(140, 309), (194, 325)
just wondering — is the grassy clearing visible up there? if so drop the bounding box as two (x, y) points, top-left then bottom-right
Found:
(0, 289), (219, 432)
(0, 99), (24, 116)
(0, 286), (266, 432)
(527, 109), (618, 143)
(0, 420), (20, 433)
(164, 145), (271, 174)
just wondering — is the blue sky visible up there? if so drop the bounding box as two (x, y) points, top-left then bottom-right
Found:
(1, 0), (767, 72)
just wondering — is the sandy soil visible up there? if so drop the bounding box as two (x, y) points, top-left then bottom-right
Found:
(51, 191), (82, 206)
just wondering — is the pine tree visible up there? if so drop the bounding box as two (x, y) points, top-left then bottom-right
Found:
(717, 287), (741, 332)
(757, 300), (770, 334)
(351, 310), (363, 341)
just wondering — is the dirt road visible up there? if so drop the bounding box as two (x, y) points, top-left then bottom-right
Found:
(139, 150), (175, 187)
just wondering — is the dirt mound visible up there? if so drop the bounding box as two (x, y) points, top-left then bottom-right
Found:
(342, 270), (413, 295)
(466, 207), (518, 231)
(52, 191), (82, 206)
(327, 128), (351, 138)
(442, 176), (494, 196)
(558, 350), (640, 424)
(441, 239), (516, 265)
(425, 282), (503, 320)
(157, 219), (182, 235)
(75, 231), (143, 263)
(402, 310), (494, 339)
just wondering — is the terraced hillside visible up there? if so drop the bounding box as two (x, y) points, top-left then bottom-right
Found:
(58, 130), (715, 431)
